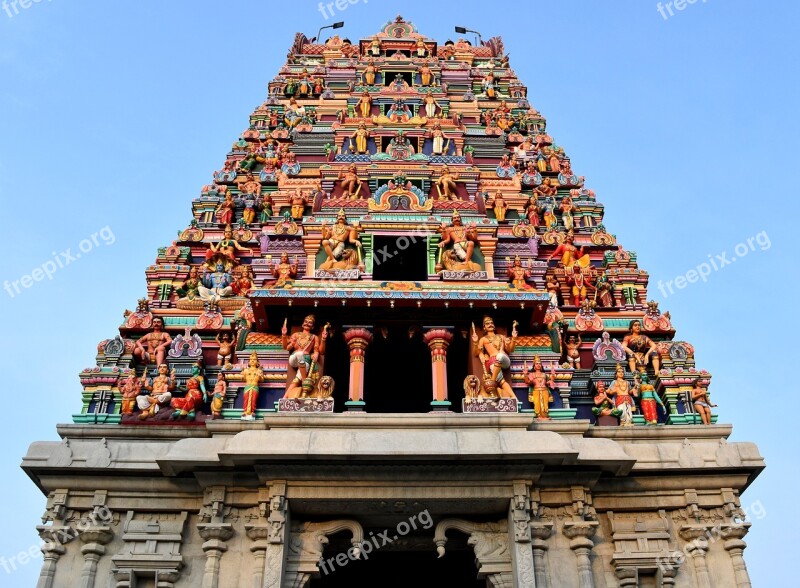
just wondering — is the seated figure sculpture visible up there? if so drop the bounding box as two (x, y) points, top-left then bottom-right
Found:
(137, 363), (176, 420)
(320, 209), (363, 271)
(438, 210), (481, 272)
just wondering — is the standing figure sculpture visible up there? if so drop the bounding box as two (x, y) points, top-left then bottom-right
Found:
(215, 193), (236, 225)
(216, 331), (234, 366)
(210, 372), (226, 419)
(338, 164), (362, 199)
(489, 191), (508, 222)
(363, 61), (377, 86)
(134, 317), (172, 366)
(170, 361), (207, 420)
(506, 256), (531, 289)
(357, 91), (372, 118)
(621, 319), (660, 374)
(230, 352), (267, 421)
(564, 334), (582, 369)
(524, 196), (540, 227)
(424, 92), (440, 118)
(282, 315), (329, 398)
(636, 372), (664, 425)
(418, 62), (433, 86)
(522, 356), (555, 419)
(691, 384), (716, 425)
(272, 252), (299, 287)
(119, 371), (142, 415)
(289, 190), (307, 220)
(430, 122), (448, 155)
(472, 316), (517, 398)
(137, 364), (176, 420)
(435, 165), (459, 200)
(350, 123), (370, 154)
(608, 364), (637, 426)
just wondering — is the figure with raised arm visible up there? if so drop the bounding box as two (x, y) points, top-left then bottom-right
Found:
(472, 316), (517, 398)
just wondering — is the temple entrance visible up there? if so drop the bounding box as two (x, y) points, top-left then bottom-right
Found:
(310, 545), (483, 588)
(371, 235), (428, 282)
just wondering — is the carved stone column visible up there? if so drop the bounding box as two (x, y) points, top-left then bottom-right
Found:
(614, 567), (637, 587)
(679, 527), (711, 588)
(562, 521), (599, 588)
(509, 483), (535, 588)
(78, 526), (114, 588)
(261, 482), (290, 588)
(529, 522), (553, 588)
(35, 526), (67, 588)
(721, 524), (752, 588)
(423, 327), (454, 411)
(245, 525), (270, 588)
(198, 523), (234, 588)
(344, 327), (373, 411)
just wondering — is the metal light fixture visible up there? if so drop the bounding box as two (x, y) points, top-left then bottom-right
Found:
(316, 21), (345, 44)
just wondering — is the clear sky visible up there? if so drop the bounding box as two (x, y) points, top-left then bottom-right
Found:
(1, 0), (796, 584)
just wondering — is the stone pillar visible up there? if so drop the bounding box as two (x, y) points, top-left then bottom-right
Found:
(78, 527), (114, 588)
(35, 526), (67, 588)
(721, 524), (752, 588)
(529, 522), (553, 588)
(423, 328), (454, 411)
(679, 527), (711, 588)
(562, 521), (599, 588)
(509, 484), (535, 588)
(262, 483), (290, 588)
(197, 523), (234, 588)
(614, 567), (637, 587)
(344, 327), (373, 411)
(245, 525), (270, 588)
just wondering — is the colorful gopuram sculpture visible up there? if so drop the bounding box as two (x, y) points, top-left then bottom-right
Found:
(70, 17), (715, 425)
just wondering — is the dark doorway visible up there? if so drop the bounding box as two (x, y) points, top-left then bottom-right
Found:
(310, 545), (483, 588)
(372, 236), (428, 282)
(364, 327), (432, 413)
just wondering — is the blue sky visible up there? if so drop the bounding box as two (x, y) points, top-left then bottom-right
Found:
(0, 0), (796, 584)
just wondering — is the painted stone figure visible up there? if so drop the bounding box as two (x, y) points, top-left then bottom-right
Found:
(199, 263), (234, 302)
(608, 364), (637, 426)
(338, 165), (362, 199)
(175, 267), (201, 301)
(282, 315), (329, 398)
(205, 225), (252, 263)
(119, 371), (141, 415)
(489, 191), (509, 222)
(438, 211), (480, 271)
(137, 363), (176, 420)
(622, 319), (660, 374)
(472, 316), (517, 398)
(357, 91), (372, 118)
(272, 252), (299, 287)
(210, 372), (226, 419)
(435, 165), (459, 200)
(691, 384), (716, 425)
(226, 352), (266, 421)
(351, 123), (370, 154)
(290, 189), (308, 219)
(636, 372), (664, 425)
(170, 361), (207, 420)
(591, 381), (620, 420)
(565, 334), (582, 369)
(134, 317), (172, 366)
(216, 331), (234, 366)
(522, 356), (554, 419)
(546, 231), (590, 269)
(506, 256), (531, 289)
(320, 210), (362, 270)
(215, 193), (236, 225)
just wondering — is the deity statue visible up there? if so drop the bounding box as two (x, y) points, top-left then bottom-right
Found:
(522, 356), (555, 419)
(137, 363), (176, 420)
(119, 371), (141, 415)
(259, 193), (274, 223)
(216, 331), (234, 366)
(482, 71), (497, 99)
(566, 264), (590, 306)
(386, 130), (415, 159)
(621, 319), (660, 374)
(290, 189), (308, 219)
(591, 381), (620, 419)
(231, 265), (255, 297)
(429, 122), (448, 155)
(423, 91), (440, 118)
(435, 165), (459, 200)
(282, 315), (329, 398)
(228, 351), (267, 421)
(524, 196), (540, 227)
(608, 364), (637, 426)
(363, 60), (377, 86)
(297, 68), (312, 96)
(170, 361), (207, 420)
(560, 195), (576, 232)
(215, 192), (236, 225)
(595, 270), (614, 307)
(320, 209), (363, 270)
(636, 372), (664, 425)
(546, 231), (591, 269)
(418, 62), (433, 86)
(272, 252), (299, 287)
(546, 274), (560, 307)
(564, 334), (582, 369)
(199, 262), (234, 302)
(205, 225), (252, 263)
(369, 37), (381, 57)
(337, 164), (362, 199)
(472, 316), (518, 398)
(350, 123), (370, 154)
(175, 266), (201, 301)
(284, 98), (305, 128)
(209, 372), (226, 419)
(357, 91), (372, 118)
(488, 191), (508, 222)
(134, 317), (173, 366)
(691, 384), (716, 425)
(534, 177), (558, 199)
(506, 256), (531, 289)
(438, 210), (480, 271)
(415, 38), (428, 57)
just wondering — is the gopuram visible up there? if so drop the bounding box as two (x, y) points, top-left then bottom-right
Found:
(23, 17), (763, 588)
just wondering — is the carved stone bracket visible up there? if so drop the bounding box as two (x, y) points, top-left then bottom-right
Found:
(434, 518), (511, 583)
(286, 519), (364, 588)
